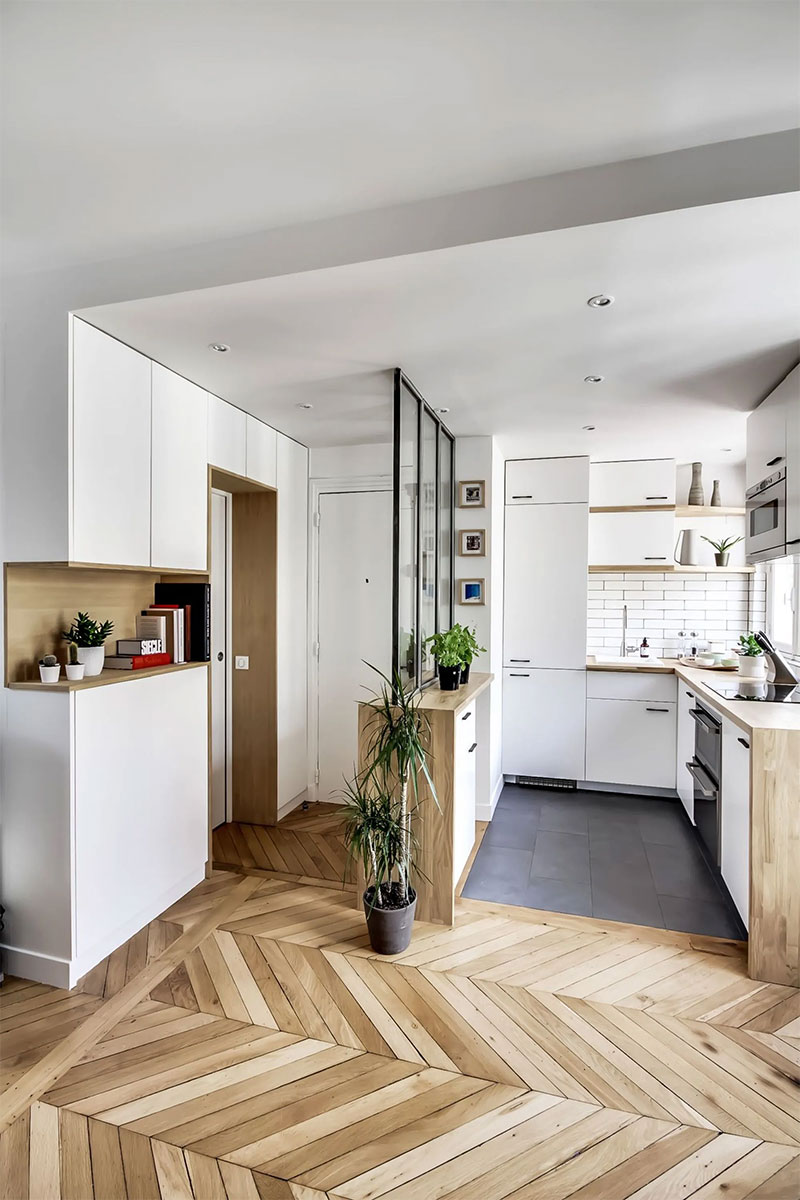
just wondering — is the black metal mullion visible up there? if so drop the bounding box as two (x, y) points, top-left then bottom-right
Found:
(414, 391), (423, 689)
(434, 420), (440, 638)
(391, 369), (402, 692)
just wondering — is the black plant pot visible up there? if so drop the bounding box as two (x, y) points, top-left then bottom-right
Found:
(438, 664), (461, 691)
(460, 662), (471, 685)
(363, 885), (417, 954)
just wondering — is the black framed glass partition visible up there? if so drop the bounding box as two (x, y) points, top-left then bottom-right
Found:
(392, 370), (455, 691)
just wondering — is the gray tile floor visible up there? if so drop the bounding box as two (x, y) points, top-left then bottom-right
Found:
(462, 785), (746, 940)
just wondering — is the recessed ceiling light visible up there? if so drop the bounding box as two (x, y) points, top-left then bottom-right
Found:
(436, 407), (450, 414)
(584, 375), (604, 384)
(583, 425), (596, 431)
(296, 402), (313, 410)
(721, 447), (733, 453)
(587, 294), (614, 308)
(208, 342), (230, 353)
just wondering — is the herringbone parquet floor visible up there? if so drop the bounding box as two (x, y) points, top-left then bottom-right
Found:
(2, 807), (799, 1199)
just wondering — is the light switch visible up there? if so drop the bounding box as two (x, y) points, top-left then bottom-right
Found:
(234, 656), (249, 670)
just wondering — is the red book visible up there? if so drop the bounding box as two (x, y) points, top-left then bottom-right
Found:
(103, 652), (172, 671)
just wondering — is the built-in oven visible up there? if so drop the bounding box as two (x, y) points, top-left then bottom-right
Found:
(746, 468), (786, 562)
(686, 702), (721, 865)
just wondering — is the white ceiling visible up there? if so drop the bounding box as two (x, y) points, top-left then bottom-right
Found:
(3, 0), (799, 273)
(80, 193), (800, 462)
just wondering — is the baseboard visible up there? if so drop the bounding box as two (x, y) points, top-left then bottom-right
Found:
(476, 773), (504, 822)
(578, 780), (679, 800)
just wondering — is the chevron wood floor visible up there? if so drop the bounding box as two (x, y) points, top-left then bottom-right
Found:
(2, 864), (799, 1197)
(213, 804), (354, 886)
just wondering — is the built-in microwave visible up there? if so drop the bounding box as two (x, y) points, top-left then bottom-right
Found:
(746, 468), (786, 562)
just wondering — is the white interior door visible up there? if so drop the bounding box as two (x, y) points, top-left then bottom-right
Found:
(210, 490), (231, 828)
(317, 490), (392, 802)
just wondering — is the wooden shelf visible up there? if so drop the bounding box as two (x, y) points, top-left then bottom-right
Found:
(589, 564), (755, 574)
(7, 661), (209, 693)
(590, 505), (675, 514)
(674, 506), (746, 518)
(5, 560), (209, 575)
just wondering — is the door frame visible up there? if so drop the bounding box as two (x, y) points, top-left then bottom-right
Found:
(309, 475), (392, 801)
(211, 486), (234, 827)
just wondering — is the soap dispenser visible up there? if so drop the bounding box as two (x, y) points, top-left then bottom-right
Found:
(639, 638), (650, 658)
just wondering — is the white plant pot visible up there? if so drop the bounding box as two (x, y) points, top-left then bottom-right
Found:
(77, 646), (105, 676)
(39, 664), (61, 684)
(66, 663), (85, 681)
(737, 655), (766, 679)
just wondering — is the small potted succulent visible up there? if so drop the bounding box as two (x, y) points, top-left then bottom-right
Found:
(38, 653), (61, 684)
(455, 624), (486, 685)
(737, 632), (766, 678)
(424, 626), (463, 690)
(701, 534), (744, 567)
(61, 612), (114, 677)
(65, 641), (85, 681)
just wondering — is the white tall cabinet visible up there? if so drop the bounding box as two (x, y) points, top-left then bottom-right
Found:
(151, 365), (209, 571)
(277, 433), (310, 811)
(502, 457), (589, 782)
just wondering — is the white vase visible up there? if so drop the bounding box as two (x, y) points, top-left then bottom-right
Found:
(39, 664), (61, 684)
(77, 646), (105, 676)
(66, 663), (85, 681)
(738, 655), (766, 679)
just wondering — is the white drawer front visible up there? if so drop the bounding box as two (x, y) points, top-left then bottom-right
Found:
(587, 671), (677, 703)
(586, 698), (677, 790)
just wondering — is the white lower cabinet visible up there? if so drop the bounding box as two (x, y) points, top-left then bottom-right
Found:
(453, 707), (477, 884)
(585, 671), (676, 790)
(502, 668), (586, 781)
(676, 682), (697, 821)
(721, 720), (750, 928)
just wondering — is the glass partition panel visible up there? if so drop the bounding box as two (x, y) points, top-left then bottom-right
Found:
(395, 383), (418, 690)
(420, 409), (438, 684)
(439, 428), (454, 636)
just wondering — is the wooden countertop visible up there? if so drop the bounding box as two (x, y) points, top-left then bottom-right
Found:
(417, 671), (494, 713)
(587, 656), (800, 734)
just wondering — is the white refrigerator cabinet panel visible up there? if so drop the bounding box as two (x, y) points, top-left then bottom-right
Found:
(502, 668), (586, 780)
(505, 456), (589, 505)
(277, 433), (309, 809)
(72, 319), (152, 566)
(590, 459), (675, 508)
(786, 369), (800, 549)
(589, 510), (674, 567)
(151, 364), (208, 570)
(586, 698), (676, 789)
(246, 416), (277, 488)
(721, 720), (750, 929)
(208, 393), (246, 476)
(504, 503), (588, 669)
(676, 682), (696, 822)
(73, 669), (208, 963)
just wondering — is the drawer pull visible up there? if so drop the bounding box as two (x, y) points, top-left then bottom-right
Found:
(738, 736), (750, 750)
(644, 556), (667, 560)
(788, 539), (800, 546)
(645, 495), (668, 500)
(646, 707), (669, 713)
(461, 711), (472, 721)
(766, 456), (783, 467)
(512, 494), (533, 499)
(468, 742), (478, 753)
(509, 658), (530, 663)
(509, 672), (530, 677)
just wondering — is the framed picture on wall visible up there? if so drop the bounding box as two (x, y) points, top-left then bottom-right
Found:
(458, 578), (485, 605)
(459, 529), (485, 557)
(458, 480), (485, 507)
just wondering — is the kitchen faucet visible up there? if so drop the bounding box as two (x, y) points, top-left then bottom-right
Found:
(619, 604), (627, 657)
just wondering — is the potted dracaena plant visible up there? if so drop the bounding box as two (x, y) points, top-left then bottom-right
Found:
(341, 665), (437, 954)
(424, 626), (463, 690)
(454, 623), (486, 685)
(701, 534), (744, 567)
(61, 612), (114, 677)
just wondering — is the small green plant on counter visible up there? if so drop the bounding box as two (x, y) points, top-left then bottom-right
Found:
(67, 640), (80, 665)
(39, 654), (58, 668)
(701, 535), (744, 554)
(61, 612), (114, 647)
(455, 624), (486, 667)
(424, 626), (463, 667)
(738, 633), (763, 657)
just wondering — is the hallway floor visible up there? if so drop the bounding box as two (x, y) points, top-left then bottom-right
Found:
(462, 785), (746, 941)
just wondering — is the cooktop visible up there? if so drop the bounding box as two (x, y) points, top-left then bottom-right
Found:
(703, 679), (800, 704)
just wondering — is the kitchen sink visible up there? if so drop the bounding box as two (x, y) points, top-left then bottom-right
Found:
(593, 653), (664, 666)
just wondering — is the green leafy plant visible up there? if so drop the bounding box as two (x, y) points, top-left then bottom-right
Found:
(424, 626), (463, 668)
(61, 612), (114, 647)
(738, 633), (763, 658)
(454, 624), (486, 667)
(701, 535), (744, 554)
(67, 640), (79, 665)
(341, 665), (437, 909)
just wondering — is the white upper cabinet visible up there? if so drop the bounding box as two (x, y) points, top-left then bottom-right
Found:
(784, 370), (800, 549)
(504, 502), (588, 668)
(207, 393), (246, 476)
(71, 319), (152, 566)
(151, 365), (208, 571)
(590, 459), (675, 508)
(246, 416), (277, 488)
(505, 456), (589, 505)
(589, 510), (675, 567)
(746, 386), (787, 491)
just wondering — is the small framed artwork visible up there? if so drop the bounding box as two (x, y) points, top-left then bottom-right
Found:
(460, 529), (485, 557)
(458, 480), (485, 508)
(459, 578), (485, 605)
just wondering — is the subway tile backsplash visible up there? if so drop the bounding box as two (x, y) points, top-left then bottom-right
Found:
(586, 569), (766, 658)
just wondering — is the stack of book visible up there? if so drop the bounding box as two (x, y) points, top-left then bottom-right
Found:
(104, 583), (211, 672)
(104, 638), (171, 671)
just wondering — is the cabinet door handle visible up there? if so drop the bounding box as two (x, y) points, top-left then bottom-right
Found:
(645, 495), (668, 500)
(646, 707), (670, 712)
(766, 456), (784, 467)
(788, 539), (800, 546)
(738, 736), (750, 750)
(685, 691), (694, 698)
(511, 494), (533, 499)
(461, 711), (472, 721)
(509, 658), (530, 663)
(509, 672), (530, 677)
(644, 556), (667, 560)
(468, 742), (478, 753)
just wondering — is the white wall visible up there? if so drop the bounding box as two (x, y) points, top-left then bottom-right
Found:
(309, 442), (392, 479)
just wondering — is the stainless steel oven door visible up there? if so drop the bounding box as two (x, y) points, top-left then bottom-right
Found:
(746, 473), (786, 562)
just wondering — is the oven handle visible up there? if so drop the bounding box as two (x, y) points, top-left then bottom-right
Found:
(686, 760), (718, 797)
(689, 708), (720, 735)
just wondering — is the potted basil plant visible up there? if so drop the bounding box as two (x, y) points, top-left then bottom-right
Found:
(61, 612), (114, 677)
(455, 624), (486, 685)
(424, 626), (463, 690)
(737, 632), (766, 679)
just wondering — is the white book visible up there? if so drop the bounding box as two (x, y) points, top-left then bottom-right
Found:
(141, 608), (184, 663)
